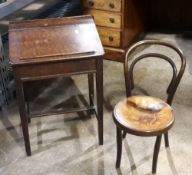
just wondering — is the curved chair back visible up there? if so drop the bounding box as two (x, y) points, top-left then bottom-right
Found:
(124, 40), (186, 105)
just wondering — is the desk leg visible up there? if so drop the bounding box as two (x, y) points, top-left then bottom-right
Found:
(24, 87), (31, 123)
(96, 58), (103, 145)
(15, 78), (31, 156)
(88, 74), (94, 106)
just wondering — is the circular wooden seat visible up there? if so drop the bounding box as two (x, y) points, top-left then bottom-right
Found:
(113, 96), (174, 136)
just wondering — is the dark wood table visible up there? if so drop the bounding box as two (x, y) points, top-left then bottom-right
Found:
(9, 15), (104, 156)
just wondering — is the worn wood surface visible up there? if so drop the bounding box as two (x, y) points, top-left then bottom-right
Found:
(84, 9), (121, 28)
(9, 15), (104, 155)
(97, 27), (121, 47)
(103, 47), (125, 62)
(113, 34), (186, 175)
(9, 15), (103, 65)
(114, 96), (174, 133)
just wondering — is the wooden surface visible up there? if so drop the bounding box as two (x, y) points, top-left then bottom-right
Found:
(83, 0), (192, 62)
(103, 47), (125, 62)
(114, 96), (174, 134)
(113, 39), (186, 174)
(83, 0), (145, 62)
(97, 27), (121, 47)
(84, 9), (121, 28)
(9, 15), (104, 65)
(9, 15), (104, 155)
(83, 0), (122, 12)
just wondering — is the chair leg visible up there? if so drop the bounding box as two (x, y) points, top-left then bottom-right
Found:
(131, 77), (134, 89)
(164, 132), (169, 147)
(152, 135), (162, 174)
(28, 116), (31, 123)
(122, 130), (127, 139)
(116, 127), (122, 168)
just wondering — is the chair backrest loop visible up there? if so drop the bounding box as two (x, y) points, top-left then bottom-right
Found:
(124, 40), (186, 105)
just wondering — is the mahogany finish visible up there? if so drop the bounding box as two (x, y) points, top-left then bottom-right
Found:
(9, 15), (104, 156)
(113, 40), (186, 174)
(83, 0), (145, 62)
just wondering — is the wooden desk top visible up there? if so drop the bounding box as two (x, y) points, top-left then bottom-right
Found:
(9, 15), (104, 66)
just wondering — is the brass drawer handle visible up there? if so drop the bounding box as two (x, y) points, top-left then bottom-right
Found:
(109, 17), (115, 23)
(108, 36), (114, 42)
(88, 0), (94, 7)
(109, 3), (115, 9)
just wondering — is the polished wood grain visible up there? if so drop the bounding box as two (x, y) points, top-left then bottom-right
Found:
(9, 15), (103, 65)
(114, 96), (174, 134)
(85, 9), (121, 29)
(97, 27), (121, 47)
(122, 0), (144, 48)
(83, 0), (122, 12)
(104, 47), (125, 62)
(83, 0), (145, 62)
(14, 59), (97, 81)
(9, 15), (104, 156)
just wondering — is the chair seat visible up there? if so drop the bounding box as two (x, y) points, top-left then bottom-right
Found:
(113, 96), (174, 136)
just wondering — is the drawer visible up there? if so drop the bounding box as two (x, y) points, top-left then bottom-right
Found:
(83, 0), (122, 12)
(97, 27), (121, 47)
(85, 9), (121, 28)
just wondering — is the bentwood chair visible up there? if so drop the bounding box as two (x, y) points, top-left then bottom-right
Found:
(113, 40), (186, 174)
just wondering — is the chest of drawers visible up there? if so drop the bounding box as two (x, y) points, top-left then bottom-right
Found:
(83, 0), (144, 62)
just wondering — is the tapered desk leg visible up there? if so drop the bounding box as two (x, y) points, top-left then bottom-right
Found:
(15, 78), (31, 156)
(88, 74), (94, 106)
(24, 87), (31, 123)
(96, 58), (103, 145)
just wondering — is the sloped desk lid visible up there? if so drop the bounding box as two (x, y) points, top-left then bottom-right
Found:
(9, 15), (104, 65)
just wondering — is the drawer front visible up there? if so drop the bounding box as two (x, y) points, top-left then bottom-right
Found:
(98, 27), (121, 47)
(83, 0), (122, 12)
(16, 59), (97, 81)
(85, 9), (121, 28)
